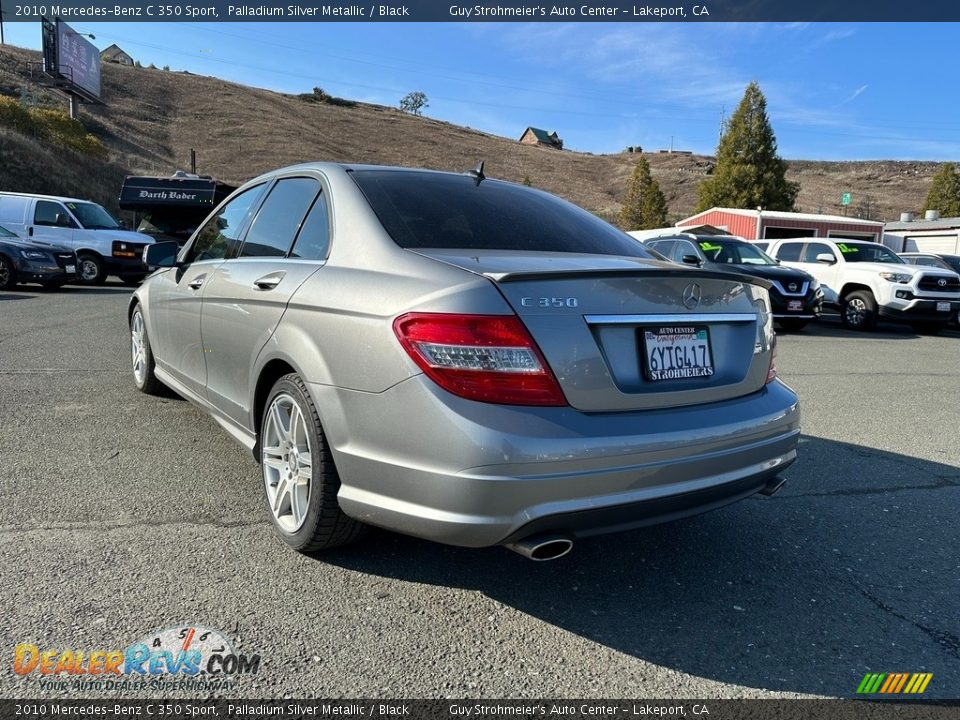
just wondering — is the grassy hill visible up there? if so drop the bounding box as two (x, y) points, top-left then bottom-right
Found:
(0, 44), (943, 223)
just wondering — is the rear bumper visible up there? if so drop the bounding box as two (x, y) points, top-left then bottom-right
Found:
(311, 377), (801, 547)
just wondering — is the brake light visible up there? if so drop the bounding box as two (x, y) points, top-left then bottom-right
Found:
(393, 313), (567, 406)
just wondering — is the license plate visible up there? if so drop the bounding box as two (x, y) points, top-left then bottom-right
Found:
(65, 265), (76, 274)
(642, 326), (714, 381)
(788, 300), (803, 312)
(937, 302), (951, 312)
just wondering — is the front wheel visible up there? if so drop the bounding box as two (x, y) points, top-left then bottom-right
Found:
(130, 304), (162, 394)
(841, 290), (878, 331)
(77, 253), (106, 285)
(260, 374), (366, 553)
(0, 255), (17, 290)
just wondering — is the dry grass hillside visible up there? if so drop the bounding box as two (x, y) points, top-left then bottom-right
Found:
(0, 44), (943, 223)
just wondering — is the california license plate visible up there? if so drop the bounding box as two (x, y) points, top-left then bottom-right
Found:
(642, 326), (714, 381)
(937, 302), (951, 312)
(788, 300), (803, 311)
(65, 265), (76, 274)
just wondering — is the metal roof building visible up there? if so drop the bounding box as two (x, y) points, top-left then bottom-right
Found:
(883, 215), (960, 254)
(677, 207), (885, 243)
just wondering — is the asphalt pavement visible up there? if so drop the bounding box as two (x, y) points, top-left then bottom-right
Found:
(0, 284), (957, 699)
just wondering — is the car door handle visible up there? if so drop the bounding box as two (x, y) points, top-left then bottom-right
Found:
(187, 274), (206, 290)
(253, 272), (284, 290)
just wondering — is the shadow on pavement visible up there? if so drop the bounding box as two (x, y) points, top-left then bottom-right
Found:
(0, 293), (35, 301)
(321, 435), (960, 697)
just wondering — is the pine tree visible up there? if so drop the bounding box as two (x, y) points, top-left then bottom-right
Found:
(619, 157), (669, 230)
(696, 82), (798, 212)
(921, 163), (960, 217)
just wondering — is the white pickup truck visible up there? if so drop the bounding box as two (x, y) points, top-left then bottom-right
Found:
(767, 238), (960, 332)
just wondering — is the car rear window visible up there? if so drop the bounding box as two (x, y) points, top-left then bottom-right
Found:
(350, 170), (653, 258)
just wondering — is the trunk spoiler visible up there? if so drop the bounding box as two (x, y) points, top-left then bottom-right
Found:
(483, 267), (773, 290)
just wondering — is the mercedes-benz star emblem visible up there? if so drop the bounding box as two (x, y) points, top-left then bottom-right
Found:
(938, 278), (947, 287)
(682, 282), (702, 310)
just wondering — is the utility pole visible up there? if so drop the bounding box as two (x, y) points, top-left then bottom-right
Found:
(1, 9), (6, 45)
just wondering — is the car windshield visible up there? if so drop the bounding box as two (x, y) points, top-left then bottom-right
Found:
(64, 201), (122, 230)
(696, 237), (777, 265)
(351, 170), (655, 258)
(940, 255), (960, 272)
(837, 242), (904, 264)
(0, 224), (17, 238)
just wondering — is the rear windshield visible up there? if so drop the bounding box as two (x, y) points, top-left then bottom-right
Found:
(351, 170), (654, 258)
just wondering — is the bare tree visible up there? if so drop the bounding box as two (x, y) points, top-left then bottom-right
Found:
(399, 91), (428, 116)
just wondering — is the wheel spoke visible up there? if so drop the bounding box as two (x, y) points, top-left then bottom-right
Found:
(298, 451), (312, 471)
(271, 402), (288, 443)
(272, 477), (290, 514)
(263, 456), (286, 473)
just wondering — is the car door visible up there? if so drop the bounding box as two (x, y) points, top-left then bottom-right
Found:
(200, 175), (329, 429)
(148, 183), (268, 398)
(799, 241), (840, 291)
(30, 199), (77, 247)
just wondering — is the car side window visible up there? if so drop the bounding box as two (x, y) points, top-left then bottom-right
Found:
(774, 242), (803, 261)
(240, 177), (321, 258)
(801, 242), (833, 262)
(672, 240), (699, 263)
(187, 184), (267, 263)
(290, 192), (331, 260)
(34, 200), (69, 227)
(647, 240), (674, 258)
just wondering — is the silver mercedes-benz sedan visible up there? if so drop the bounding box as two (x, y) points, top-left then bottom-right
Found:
(130, 162), (800, 560)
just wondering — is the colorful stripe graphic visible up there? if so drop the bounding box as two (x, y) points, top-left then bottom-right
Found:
(857, 673), (933, 694)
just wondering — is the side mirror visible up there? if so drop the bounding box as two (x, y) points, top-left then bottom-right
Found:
(681, 254), (702, 267)
(816, 252), (837, 265)
(144, 241), (179, 268)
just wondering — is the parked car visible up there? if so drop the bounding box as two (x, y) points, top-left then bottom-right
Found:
(0, 192), (154, 285)
(643, 233), (823, 331)
(130, 163), (799, 560)
(900, 252), (960, 326)
(766, 238), (960, 332)
(0, 222), (79, 291)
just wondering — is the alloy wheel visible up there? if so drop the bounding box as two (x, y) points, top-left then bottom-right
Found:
(80, 259), (99, 282)
(262, 393), (313, 533)
(130, 311), (146, 384)
(844, 298), (867, 327)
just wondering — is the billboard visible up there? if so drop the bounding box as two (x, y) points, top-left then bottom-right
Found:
(41, 18), (101, 101)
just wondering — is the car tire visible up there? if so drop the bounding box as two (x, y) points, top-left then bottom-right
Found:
(260, 373), (366, 553)
(78, 253), (106, 285)
(776, 318), (809, 332)
(841, 290), (877, 331)
(120, 274), (146, 287)
(130, 304), (162, 395)
(0, 255), (17, 290)
(910, 322), (946, 335)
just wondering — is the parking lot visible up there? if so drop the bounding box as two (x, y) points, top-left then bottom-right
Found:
(0, 284), (958, 699)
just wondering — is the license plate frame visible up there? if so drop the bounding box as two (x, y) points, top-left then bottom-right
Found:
(65, 264), (76, 274)
(787, 300), (803, 312)
(641, 325), (715, 382)
(937, 301), (951, 313)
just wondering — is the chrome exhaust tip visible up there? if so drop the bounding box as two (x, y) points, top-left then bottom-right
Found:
(505, 533), (574, 561)
(759, 477), (787, 496)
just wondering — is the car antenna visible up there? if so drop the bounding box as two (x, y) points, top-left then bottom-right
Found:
(466, 161), (485, 186)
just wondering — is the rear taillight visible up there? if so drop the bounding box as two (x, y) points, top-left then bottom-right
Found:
(393, 313), (567, 406)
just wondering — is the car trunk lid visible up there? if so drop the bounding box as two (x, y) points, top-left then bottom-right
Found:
(412, 250), (776, 412)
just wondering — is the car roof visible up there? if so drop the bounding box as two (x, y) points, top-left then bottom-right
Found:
(243, 162), (493, 186)
(0, 191), (93, 203)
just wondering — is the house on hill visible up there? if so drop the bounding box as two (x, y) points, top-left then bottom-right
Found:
(519, 127), (563, 149)
(100, 44), (135, 66)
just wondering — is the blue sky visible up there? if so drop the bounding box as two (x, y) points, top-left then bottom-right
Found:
(5, 21), (959, 160)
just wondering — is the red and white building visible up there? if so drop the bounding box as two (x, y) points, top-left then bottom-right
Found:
(677, 207), (885, 243)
